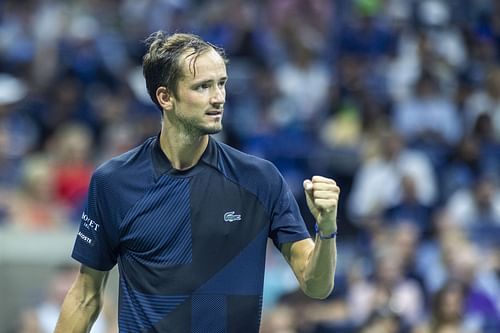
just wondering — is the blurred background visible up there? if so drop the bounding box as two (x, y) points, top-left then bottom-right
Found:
(1, 0), (500, 332)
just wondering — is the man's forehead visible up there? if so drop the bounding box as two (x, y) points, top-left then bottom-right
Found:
(180, 48), (227, 80)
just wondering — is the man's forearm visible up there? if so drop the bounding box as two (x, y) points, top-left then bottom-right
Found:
(302, 236), (337, 299)
(55, 284), (102, 333)
(284, 176), (339, 299)
(299, 176), (339, 299)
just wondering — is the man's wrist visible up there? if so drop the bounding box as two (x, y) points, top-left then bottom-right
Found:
(315, 223), (337, 239)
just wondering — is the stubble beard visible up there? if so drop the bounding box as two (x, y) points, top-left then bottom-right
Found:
(177, 115), (222, 138)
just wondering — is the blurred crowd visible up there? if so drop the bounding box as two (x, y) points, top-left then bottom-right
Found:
(1, 0), (500, 332)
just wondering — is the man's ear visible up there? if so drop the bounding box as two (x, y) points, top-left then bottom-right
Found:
(156, 86), (173, 111)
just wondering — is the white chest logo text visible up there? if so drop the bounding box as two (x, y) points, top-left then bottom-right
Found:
(224, 211), (242, 223)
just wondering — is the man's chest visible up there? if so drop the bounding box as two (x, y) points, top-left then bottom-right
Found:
(117, 174), (270, 263)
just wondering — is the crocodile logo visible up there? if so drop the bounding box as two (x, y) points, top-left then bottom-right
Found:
(224, 211), (242, 223)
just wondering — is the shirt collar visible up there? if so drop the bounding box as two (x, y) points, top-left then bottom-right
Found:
(152, 134), (218, 176)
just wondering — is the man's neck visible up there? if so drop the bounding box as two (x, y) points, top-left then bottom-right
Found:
(159, 127), (209, 171)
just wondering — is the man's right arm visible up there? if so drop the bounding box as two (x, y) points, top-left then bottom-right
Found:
(55, 265), (110, 333)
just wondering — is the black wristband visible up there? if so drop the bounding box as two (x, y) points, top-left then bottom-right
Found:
(315, 223), (337, 239)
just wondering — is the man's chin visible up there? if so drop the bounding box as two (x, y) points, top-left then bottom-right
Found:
(204, 125), (223, 135)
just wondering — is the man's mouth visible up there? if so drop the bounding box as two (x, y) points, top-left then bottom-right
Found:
(206, 110), (223, 116)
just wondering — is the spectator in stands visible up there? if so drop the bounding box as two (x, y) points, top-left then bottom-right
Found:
(383, 175), (434, 233)
(413, 280), (480, 333)
(17, 264), (116, 333)
(46, 123), (94, 220)
(447, 243), (500, 331)
(8, 156), (69, 229)
(347, 240), (425, 327)
(359, 306), (403, 333)
(441, 135), (484, 198)
(348, 128), (437, 223)
(464, 66), (500, 141)
(445, 174), (500, 231)
(416, 220), (500, 331)
(0, 73), (32, 190)
(392, 72), (462, 149)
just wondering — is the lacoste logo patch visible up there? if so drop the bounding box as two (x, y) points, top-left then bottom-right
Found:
(224, 211), (242, 222)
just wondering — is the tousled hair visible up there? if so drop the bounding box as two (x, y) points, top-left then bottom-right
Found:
(142, 31), (227, 111)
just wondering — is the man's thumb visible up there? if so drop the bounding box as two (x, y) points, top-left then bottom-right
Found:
(303, 179), (313, 200)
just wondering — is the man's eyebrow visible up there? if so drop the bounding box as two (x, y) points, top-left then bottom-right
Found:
(192, 77), (228, 85)
(191, 79), (212, 86)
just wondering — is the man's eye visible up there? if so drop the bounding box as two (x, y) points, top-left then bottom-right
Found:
(218, 80), (226, 87)
(197, 83), (210, 90)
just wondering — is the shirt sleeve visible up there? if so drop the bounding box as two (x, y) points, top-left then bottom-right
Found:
(71, 171), (118, 271)
(268, 174), (311, 250)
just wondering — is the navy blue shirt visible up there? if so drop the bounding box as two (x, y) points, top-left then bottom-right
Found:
(72, 135), (310, 333)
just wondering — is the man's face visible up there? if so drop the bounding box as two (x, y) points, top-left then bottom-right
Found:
(169, 48), (227, 136)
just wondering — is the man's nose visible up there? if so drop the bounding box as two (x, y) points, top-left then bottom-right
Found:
(210, 86), (225, 106)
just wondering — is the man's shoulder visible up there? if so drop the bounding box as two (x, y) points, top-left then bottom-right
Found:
(215, 140), (278, 176)
(93, 137), (155, 181)
(213, 140), (285, 195)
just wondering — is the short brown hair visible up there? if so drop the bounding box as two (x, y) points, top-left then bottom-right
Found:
(142, 31), (227, 110)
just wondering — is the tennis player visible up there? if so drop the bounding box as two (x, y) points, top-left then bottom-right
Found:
(55, 31), (340, 333)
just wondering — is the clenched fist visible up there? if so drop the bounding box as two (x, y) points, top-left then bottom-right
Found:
(303, 176), (340, 235)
